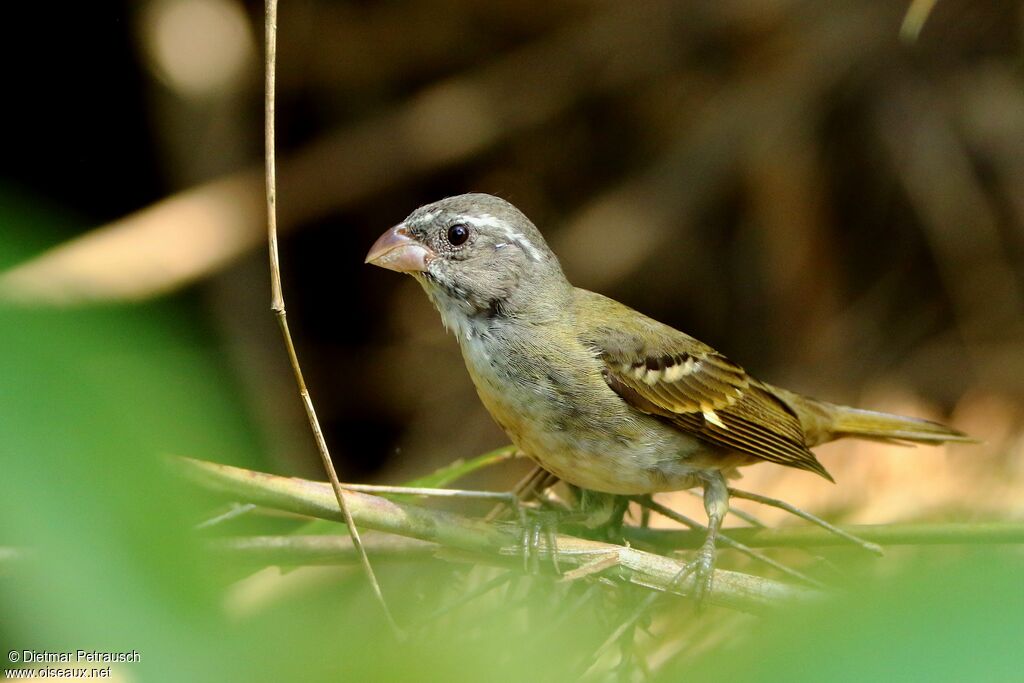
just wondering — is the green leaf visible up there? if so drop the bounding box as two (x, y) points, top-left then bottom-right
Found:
(402, 445), (519, 488)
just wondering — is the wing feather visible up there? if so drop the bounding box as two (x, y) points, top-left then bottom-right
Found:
(579, 290), (831, 480)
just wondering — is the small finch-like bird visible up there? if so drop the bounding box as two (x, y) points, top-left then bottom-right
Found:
(366, 193), (972, 599)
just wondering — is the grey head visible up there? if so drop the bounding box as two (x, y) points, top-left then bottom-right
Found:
(366, 193), (571, 327)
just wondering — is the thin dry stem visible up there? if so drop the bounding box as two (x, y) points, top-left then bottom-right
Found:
(728, 487), (884, 556)
(639, 498), (823, 588)
(263, 0), (399, 635)
(210, 534), (438, 565)
(628, 521), (1024, 549)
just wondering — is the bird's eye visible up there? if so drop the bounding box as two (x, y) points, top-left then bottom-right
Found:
(447, 224), (470, 246)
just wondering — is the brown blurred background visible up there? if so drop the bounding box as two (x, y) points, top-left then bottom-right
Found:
(3, 0), (1023, 526)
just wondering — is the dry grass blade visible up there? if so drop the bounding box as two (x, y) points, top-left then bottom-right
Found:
(639, 498), (824, 588)
(728, 487), (884, 555)
(263, 0), (400, 636)
(210, 534), (438, 565)
(628, 521), (1024, 549)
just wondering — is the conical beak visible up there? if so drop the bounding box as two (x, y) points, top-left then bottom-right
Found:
(365, 225), (435, 273)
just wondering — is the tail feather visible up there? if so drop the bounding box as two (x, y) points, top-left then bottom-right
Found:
(826, 405), (977, 445)
(769, 385), (976, 447)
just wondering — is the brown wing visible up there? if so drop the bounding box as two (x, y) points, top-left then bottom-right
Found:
(576, 289), (832, 481)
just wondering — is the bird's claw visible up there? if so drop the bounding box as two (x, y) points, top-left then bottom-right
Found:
(515, 507), (562, 575)
(689, 544), (716, 608)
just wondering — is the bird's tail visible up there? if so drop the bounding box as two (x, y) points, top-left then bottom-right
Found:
(770, 386), (977, 447)
(822, 404), (976, 445)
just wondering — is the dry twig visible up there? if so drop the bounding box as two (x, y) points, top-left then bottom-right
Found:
(262, 0), (398, 635)
(628, 521), (1024, 550)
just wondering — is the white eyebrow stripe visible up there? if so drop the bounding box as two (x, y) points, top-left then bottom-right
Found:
(459, 214), (543, 261)
(459, 214), (504, 229)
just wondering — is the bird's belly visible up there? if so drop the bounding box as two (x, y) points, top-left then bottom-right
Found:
(515, 426), (703, 495)
(463, 343), (715, 494)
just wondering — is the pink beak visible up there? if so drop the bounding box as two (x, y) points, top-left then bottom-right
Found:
(365, 225), (434, 273)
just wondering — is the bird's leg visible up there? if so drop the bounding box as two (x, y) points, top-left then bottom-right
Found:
(484, 465), (563, 574)
(727, 486), (884, 556)
(518, 485), (630, 575)
(515, 507), (563, 575)
(511, 479), (631, 574)
(570, 488), (630, 539)
(486, 465), (557, 521)
(685, 488), (765, 528)
(604, 495), (631, 540)
(693, 473), (728, 606)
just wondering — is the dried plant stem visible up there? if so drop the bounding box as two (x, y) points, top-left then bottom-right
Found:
(728, 487), (884, 556)
(12, 516), (1024, 575)
(210, 534), (438, 566)
(195, 517), (1024, 575)
(638, 498), (824, 588)
(176, 457), (815, 614)
(263, 0), (399, 635)
(629, 521), (1024, 549)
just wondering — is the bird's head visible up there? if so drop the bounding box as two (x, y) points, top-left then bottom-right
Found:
(366, 193), (571, 326)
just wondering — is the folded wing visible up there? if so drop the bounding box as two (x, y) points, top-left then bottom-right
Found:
(577, 289), (833, 481)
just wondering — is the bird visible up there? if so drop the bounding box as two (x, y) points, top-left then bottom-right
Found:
(365, 192), (973, 601)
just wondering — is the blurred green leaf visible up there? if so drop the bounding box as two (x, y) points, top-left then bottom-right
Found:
(0, 192), (264, 680)
(669, 549), (1023, 683)
(402, 444), (518, 488)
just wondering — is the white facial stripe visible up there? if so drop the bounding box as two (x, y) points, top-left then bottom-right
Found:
(458, 214), (543, 262)
(459, 214), (503, 229)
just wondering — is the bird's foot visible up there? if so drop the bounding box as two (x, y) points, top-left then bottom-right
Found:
(688, 537), (717, 608)
(514, 507), (562, 575)
(657, 539), (717, 609)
